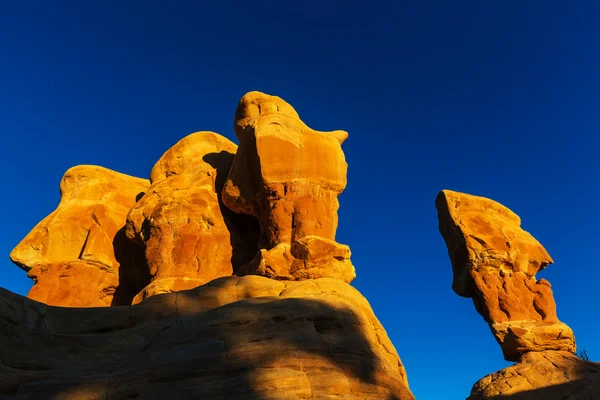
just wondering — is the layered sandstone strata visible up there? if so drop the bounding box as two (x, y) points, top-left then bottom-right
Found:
(0, 276), (414, 399)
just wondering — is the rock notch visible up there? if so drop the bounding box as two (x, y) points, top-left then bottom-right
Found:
(10, 165), (150, 307)
(222, 91), (355, 283)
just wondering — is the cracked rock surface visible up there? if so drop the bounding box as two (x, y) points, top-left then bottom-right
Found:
(9, 165), (150, 306)
(0, 275), (414, 400)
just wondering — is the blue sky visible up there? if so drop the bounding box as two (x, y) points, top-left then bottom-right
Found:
(2, 1), (599, 398)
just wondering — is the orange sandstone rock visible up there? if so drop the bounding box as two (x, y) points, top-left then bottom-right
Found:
(436, 189), (575, 361)
(9, 165), (150, 306)
(0, 276), (415, 399)
(469, 351), (600, 399)
(126, 131), (260, 303)
(222, 91), (355, 282)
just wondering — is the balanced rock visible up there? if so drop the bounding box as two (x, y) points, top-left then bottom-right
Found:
(435, 190), (575, 361)
(9, 165), (150, 307)
(0, 275), (414, 399)
(222, 91), (355, 282)
(126, 132), (260, 303)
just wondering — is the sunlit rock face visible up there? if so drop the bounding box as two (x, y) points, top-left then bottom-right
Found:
(222, 91), (355, 283)
(435, 190), (600, 400)
(9, 165), (150, 306)
(0, 276), (415, 399)
(4, 91), (415, 399)
(125, 131), (260, 303)
(436, 189), (575, 361)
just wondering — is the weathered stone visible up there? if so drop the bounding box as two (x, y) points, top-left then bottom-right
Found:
(469, 351), (600, 400)
(126, 131), (260, 303)
(222, 91), (355, 282)
(9, 165), (150, 307)
(0, 276), (414, 399)
(436, 189), (576, 361)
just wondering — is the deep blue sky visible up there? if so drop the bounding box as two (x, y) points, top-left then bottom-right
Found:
(2, 1), (599, 398)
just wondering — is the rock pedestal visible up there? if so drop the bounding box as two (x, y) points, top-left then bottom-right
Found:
(436, 190), (600, 400)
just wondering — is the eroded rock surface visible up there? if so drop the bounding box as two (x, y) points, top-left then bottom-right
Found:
(436, 189), (575, 361)
(0, 275), (414, 400)
(222, 92), (355, 283)
(9, 165), (150, 307)
(126, 131), (260, 303)
(469, 351), (600, 400)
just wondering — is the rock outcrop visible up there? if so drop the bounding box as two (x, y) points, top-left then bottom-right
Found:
(0, 275), (414, 399)
(9, 165), (150, 307)
(4, 91), (415, 399)
(436, 190), (599, 399)
(125, 132), (260, 303)
(468, 350), (600, 399)
(222, 92), (355, 283)
(435, 189), (575, 361)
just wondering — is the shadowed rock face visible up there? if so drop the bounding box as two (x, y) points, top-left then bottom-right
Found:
(469, 351), (600, 400)
(435, 189), (575, 362)
(5, 92), (414, 399)
(125, 131), (260, 304)
(0, 276), (414, 400)
(222, 92), (355, 283)
(9, 165), (150, 306)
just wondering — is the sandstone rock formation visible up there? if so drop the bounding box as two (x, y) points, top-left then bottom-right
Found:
(125, 131), (260, 303)
(436, 190), (600, 399)
(4, 92), (415, 399)
(0, 275), (414, 399)
(9, 165), (150, 307)
(222, 91), (355, 283)
(436, 189), (575, 361)
(468, 350), (600, 399)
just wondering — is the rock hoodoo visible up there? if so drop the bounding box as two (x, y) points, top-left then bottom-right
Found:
(436, 189), (575, 361)
(437, 190), (599, 399)
(4, 92), (414, 399)
(10, 165), (150, 307)
(125, 131), (260, 303)
(222, 91), (355, 283)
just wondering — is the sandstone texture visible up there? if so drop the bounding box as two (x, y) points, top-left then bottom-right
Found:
(469, 351), (600, 400)
(0, 275), (414, 400)
(436, 189), (575, 361)
(125, 132), (259, 303)
(3, 92), (415, 399)
(222, 92), (355, 283)
(9, 165), (150, 307)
